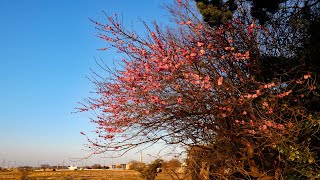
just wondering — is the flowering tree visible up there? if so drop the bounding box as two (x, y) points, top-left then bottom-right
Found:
(80, 0), (319, 178)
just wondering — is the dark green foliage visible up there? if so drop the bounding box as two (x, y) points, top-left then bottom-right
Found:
(195, 0), (236, 26)
(250, 0), (286, 25)
(301, 17), (320, 74)
(195, 0), (287, 25)
(193, 0), (320, 178)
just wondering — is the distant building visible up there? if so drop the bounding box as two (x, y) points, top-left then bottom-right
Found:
(126, 162), (132, 170)
(68, 165), (78, 170)
(120, 164), (126, 170)
(110, 164), (127, 170)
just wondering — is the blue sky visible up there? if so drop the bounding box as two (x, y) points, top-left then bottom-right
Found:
(0, 0), (176, 167)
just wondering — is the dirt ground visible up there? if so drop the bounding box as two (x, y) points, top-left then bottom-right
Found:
(0, 169), (183, 180)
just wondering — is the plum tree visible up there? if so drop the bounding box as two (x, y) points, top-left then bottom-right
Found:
(80, 0), (320, 178)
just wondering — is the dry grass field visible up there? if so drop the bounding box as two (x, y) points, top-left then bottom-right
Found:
(0, 170), (141, 180)
(0, 169), (183, 180)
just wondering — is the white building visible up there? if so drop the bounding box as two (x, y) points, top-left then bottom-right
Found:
(68, 165), (78, 170)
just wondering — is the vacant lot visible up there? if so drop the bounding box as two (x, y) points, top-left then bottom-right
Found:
(0, 169), (183, 180)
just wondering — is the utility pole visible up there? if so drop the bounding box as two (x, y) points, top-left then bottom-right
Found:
(140, 151), (143, 163)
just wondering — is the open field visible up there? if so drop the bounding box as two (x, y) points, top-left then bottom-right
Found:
(0, 170), (142, 180)
(0, 169), (183, 180)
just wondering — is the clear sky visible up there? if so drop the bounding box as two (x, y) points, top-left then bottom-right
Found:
(0, 0), (175, 167)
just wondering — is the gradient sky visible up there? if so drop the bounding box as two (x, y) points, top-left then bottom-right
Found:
(0, 0), (177, 167)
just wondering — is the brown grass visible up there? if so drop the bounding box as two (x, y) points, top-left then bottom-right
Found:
(0, 169), (185, 180)
(0, 170), (141, 180)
